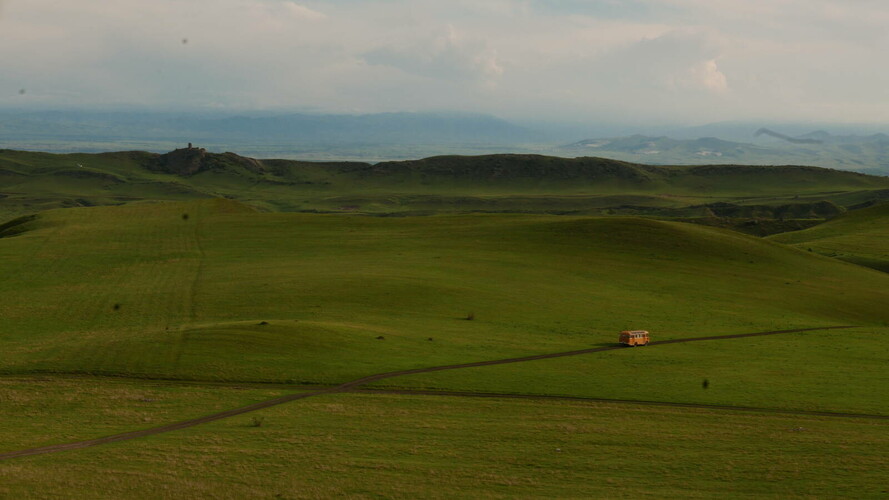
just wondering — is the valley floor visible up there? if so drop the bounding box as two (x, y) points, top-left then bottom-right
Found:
(0, 376), (886, 499)
(1, 324), (886, 499)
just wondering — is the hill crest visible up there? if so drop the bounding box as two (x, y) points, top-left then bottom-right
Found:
(3, 148), (889, 222)
(145, 147), (266, 176)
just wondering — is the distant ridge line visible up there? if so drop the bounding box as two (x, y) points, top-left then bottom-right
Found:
(755, 127), (824, 145)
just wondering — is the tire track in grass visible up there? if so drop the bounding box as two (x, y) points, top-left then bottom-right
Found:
(171, 204), (206, 371)
(0, 325), (874, 462)
(348, 388), (889, 420)
(62, 205), (199, 374)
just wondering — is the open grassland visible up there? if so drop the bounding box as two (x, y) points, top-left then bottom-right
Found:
(365, 327), (889, 415)
(0, 200), (887, 415)
(1, 199), (887, 496)
(0, 377), (289, 452)
(770, 201), (889, 272)
(0, 391), (886, 499)
(2, 148), (888, 498)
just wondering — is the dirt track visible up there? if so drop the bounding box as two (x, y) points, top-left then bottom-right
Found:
(350, 388), (889, 420)
(0, 325), (877, 462)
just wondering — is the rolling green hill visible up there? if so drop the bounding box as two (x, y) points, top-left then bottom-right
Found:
(3, 149), (889, 228)
(2, 197), (887, 497)
(770, 201), (889, 272)
(3, 151), (889, 497)
(1, 199), (886, 413)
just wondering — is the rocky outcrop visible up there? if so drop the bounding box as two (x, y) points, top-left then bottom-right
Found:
(145, 147), (266, 176)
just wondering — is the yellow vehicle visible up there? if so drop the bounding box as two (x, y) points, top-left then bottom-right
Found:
(619, 330), (650, 346)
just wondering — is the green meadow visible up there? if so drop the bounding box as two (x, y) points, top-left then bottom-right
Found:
(0, 377), (289, 452)
(1, 151), (888, 497)
(0, 199), (886, 411)
(0, 387), (885, 499)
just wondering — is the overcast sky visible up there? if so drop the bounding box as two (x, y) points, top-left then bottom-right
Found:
(2, 0), (888, 125)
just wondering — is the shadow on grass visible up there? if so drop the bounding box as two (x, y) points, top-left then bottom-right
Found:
(591, 342), (622, 348)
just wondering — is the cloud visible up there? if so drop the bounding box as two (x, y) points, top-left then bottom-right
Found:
(362, 25), (503, 84)
(281, 2), (326, 21)
(1, 0), (889, 123)
(586, 28), (729, 94)
(690, 59), (727, 93)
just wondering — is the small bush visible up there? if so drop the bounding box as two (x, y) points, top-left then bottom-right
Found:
(250, 416), (264, 427)
(182, 213), (189, 220)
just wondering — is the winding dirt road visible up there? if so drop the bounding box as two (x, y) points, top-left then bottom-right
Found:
(0, 325), (876, 462)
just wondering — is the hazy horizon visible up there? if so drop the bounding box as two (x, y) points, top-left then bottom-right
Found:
(3, 0), (889, 126)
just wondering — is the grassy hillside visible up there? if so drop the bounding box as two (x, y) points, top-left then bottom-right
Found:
(770, 202), (889, 272)
(3, 149), (889, 222)
(1, 199), (886, 413)
(2, 199), (887, 497)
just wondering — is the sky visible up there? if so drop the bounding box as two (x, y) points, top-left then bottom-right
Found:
(2, 0), (888, 125)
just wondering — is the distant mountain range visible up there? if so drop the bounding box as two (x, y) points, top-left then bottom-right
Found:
(3, 110), (889, 173)
(754, 128), (824, 144)
(560, 131), (889, 174)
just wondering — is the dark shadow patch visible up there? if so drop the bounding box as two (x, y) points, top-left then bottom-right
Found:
(0, 215), (38, 239)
